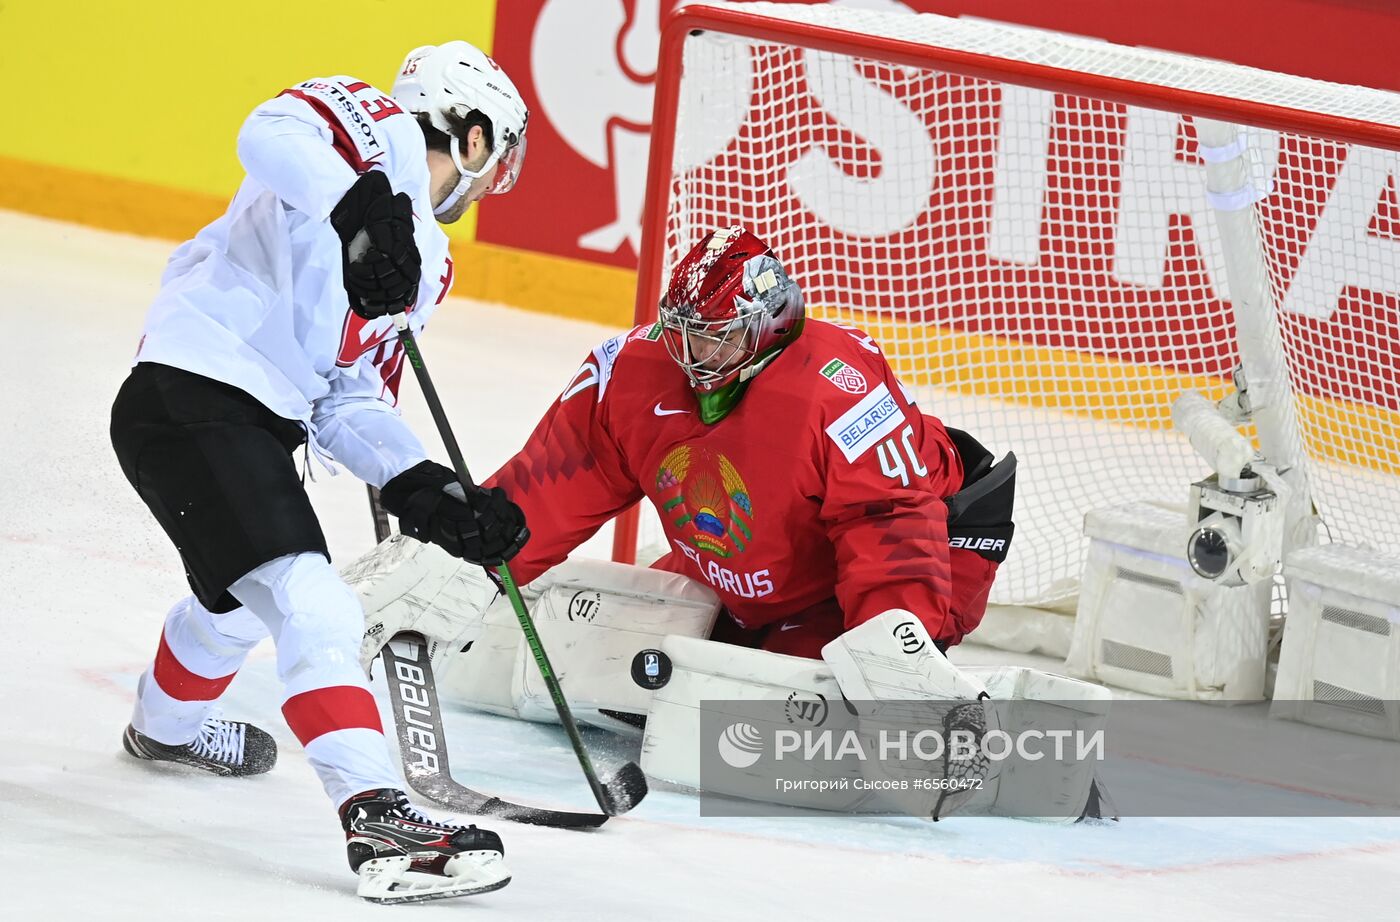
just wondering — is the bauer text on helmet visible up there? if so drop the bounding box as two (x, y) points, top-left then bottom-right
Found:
(392, 41), (530, 213)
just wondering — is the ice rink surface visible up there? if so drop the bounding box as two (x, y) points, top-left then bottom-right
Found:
(4, 210), (1400, 920)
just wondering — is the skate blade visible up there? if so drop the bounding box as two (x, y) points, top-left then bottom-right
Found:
(356, 852), (511, 904)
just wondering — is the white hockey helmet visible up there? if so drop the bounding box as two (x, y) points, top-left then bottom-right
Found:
(392, 41), (529, 213)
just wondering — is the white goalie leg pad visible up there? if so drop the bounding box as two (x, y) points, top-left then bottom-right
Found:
(820, 610), (989, 700)
(959, 665), (1113, 822)
(434, 605), (523, 719)
(426, 559), (721, 731)
(820, 612), (996, 819)
(641, 628), (1110, 822)
(347, 540), (722, 729)
(344, 535), (500, 676)
(640, 635), (867, 811)
(506, 560), (720, 734)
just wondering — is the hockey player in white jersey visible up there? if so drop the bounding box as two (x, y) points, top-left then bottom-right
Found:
(109, 41), (529, 903)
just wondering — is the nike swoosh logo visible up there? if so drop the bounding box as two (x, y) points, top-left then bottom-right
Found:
(654, 402), (691, 417)
(778, 622), (802, 632)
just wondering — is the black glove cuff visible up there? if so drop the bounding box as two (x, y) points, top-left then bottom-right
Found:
(379, 460), (455, 518)
(381, 461), (529, 564)
(330, 171), (392, 246)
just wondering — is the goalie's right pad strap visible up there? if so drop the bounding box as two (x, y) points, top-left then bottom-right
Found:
(821, 612), (995, 820)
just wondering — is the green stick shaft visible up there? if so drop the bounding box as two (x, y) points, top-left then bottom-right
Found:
(392, 316), (613, 813)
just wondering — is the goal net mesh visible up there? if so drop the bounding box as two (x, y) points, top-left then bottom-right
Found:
(635, 3), (1400, 609)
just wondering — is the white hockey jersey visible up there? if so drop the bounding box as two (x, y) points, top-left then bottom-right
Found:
(135, 77), (456, 488)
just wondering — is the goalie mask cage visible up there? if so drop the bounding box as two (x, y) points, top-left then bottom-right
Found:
(612, 2), (1400, 613)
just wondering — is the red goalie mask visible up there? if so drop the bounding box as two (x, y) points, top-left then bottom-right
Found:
(659, 227), (806, 392)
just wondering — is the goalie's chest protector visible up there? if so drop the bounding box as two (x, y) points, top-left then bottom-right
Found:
(607, 320), (945, 628)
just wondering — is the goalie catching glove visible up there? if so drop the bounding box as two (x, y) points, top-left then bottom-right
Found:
(379, 461), (529, 566)
(330, 170), (422, 319)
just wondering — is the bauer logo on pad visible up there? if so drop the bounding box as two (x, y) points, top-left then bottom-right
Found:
(819, 358), (868, 395)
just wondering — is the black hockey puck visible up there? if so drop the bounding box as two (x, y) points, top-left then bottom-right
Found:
(631, 649), (672, 690)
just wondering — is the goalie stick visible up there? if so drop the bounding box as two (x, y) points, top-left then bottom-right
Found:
(379, 631), (610, 829)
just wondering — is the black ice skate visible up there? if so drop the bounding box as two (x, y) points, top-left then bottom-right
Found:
(340, 788), (511, 903)
(122, 718), (277, 777)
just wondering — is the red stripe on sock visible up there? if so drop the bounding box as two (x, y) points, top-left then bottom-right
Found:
(152, 630), (237, 702)
(281, 685), (383, 747)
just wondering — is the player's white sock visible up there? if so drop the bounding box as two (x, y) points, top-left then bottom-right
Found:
(132, 596), (266, 744)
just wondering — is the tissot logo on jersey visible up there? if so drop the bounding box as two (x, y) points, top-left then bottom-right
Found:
(291, 80), (385, 161)
(824, 383), (905, 462)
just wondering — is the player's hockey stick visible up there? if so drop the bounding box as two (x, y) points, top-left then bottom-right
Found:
(364, 494), (606, 827)
(367, 484), (392, 543)
(389, 312), (648, 816)
(379, 631), (608, 828)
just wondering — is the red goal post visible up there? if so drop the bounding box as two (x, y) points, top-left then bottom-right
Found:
(611, 2), (1400, 612)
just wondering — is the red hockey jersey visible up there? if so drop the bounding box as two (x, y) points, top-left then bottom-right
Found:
(488, 319), (985, 650)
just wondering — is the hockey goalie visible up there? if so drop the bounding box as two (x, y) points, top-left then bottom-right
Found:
(351, 227), (1111, 821)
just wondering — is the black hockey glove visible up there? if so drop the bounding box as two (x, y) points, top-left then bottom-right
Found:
(330, 170), (421, 320)
(379, 461), (530, 566)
